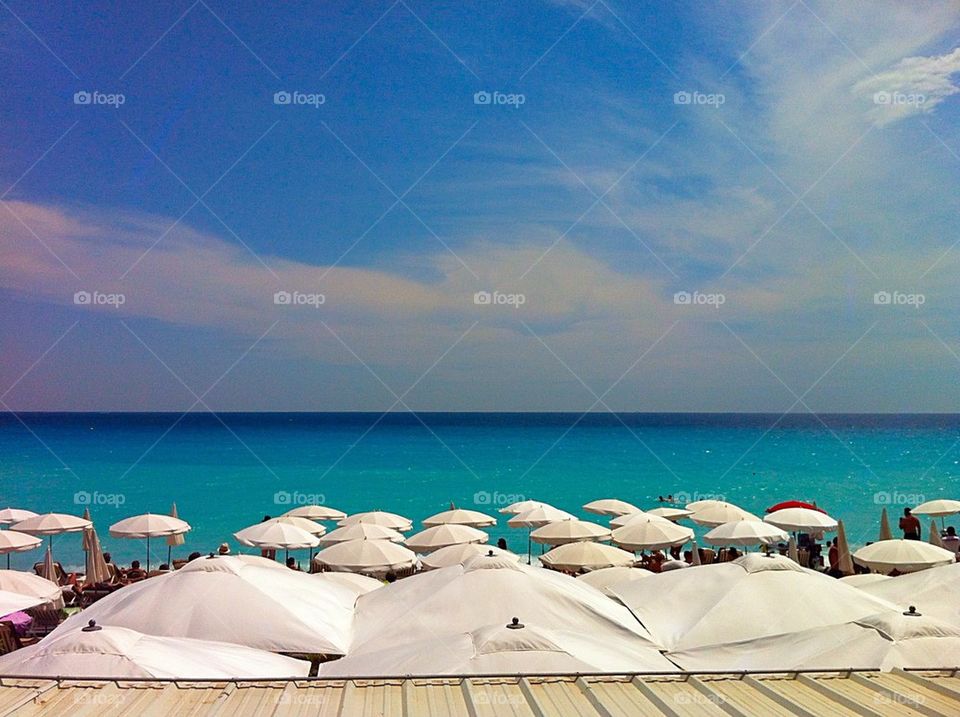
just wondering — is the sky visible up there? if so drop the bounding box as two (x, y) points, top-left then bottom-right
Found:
(1, 0), (960, 412)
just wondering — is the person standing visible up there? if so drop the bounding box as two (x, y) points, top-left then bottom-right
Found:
(899, 507), (921, 540)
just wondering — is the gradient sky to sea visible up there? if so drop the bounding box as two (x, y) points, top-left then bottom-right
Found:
(2, 412), (958, 569)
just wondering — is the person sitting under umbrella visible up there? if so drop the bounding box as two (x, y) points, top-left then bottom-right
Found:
(124, 560), (146, 582)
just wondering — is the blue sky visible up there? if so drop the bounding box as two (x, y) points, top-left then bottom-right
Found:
(2, 1), (960, 411)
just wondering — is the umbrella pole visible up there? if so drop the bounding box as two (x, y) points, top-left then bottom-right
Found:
(5, 554), (8, 569)
(167, 544), (172, 567)
(146, 535), (151, 573)
(527, 529), (532, 565)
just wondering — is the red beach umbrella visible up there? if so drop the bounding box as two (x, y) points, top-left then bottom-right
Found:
(765, 501), (826, 514)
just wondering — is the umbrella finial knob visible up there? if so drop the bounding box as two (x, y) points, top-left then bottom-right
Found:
(507, 617), (524, 629)
(487, 550), (494, 557)
(82, 619), (102, 632)
(904, 605), (921, 616)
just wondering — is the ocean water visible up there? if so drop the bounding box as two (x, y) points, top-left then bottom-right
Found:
(1, 413), (959, 569)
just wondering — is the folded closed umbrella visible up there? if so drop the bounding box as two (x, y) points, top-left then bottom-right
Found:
(835, 519), (854, 576)
(929, 520), (946, 549)
(0, 508), (38, 525)
(853, 539), (955, 574)
(422, 508), (496, 528)
(420, 544), (519, 570)
(690, 502), (759, 528)
(83, 527), (111, 587)
(0, 530), (41, 569)
(318, 523), (404, 546)
(0, 621), (310, 678)
(313, 539), (416, 577)
(404, 524), (488, 553)
(541, 542), (635, 571)
(788, 536), (800, 563)
(531, 519), (610, 546)
(765, 507), (838, 533)
(612, 515), (694, 551)
(165, 504), (185, 566)
(582, 499), (640, 517)
(704, 520), (788, 547)
(337, 511), (412, 531)
(284, 505), (348, 521)
(879, 508), (893, 541)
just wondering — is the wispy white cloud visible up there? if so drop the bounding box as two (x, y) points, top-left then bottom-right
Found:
(855, 47), (960, 126)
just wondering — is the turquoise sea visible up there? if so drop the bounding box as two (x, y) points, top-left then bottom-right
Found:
(2, 413), (959, 569)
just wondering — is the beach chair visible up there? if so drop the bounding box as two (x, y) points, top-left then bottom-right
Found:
(0, 622), (21, 655)
(24, 607), (62, 638)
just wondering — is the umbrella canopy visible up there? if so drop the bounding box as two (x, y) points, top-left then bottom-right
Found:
(911, 499), (960, 518)
(684, 499), (728, 512)
(0, 530), (41, 555)
(338, 511), (412, 531)
(879, 508), (893, 541)
(646, 507), (693, 522)
(420, 544), (519, 570)
(668, 608), (960, 672)
(497, 500), (549, 515)
(50, 555), (355, 654)
(422, 508), (496, 528)
(764, 507), (838, 533)
(835, 519), (855, 576)
(233, 520), (320, 550)
(541, 542), (635, 572)
(840, 574), (892, 588)
(83, 527), (111, 586)
(0, 570), (61, 607)
(530, 519), (611, 546)
(860, 563), (960, 626)
(575, 566), (654, 596)
(0, 589), (45, 616)
(404, 524), (488, 553)
(312, 571), (383, 596)
(318, 523), (404, 546)
(12, 513), (91, 536)
(345, 553), (662, 661)
(704, 520), (788, 547)
(612, 553), (895, 651)
(507, 506), (575, 528)
(611, 515), (694, 551)
(0, 622), (310, 678)
(109, 513), (191, 539)
(689, 502), (759, 528)
(0, 508), (38, 525)
(582, 499), (640, 517)
(283, 505), (348, 521)
(765, 501), (826, 514)
(929, 520), (946, 549)
(320, 617), (676, 677)
(610, 510), (671, 528)
(853, 540), (955, 575)
(313, 539), (416, 577)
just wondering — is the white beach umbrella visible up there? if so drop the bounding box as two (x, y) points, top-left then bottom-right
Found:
(646, 507), (693, 522)
(422, 508), (496, 527)
(840, 574), (892, 588)
(911, 499), (960, 524)
(345, 552), (663, 665)
(0, 530), (41, 569)
(0, 621), (310, 678)
(684, 499), (727, 512)
(318, 523), (404, 546)
(498, 499), (549, 515)
(233, 520), (320, 560)
(313, 571), (383, 596)
(704, 520), (789, 547)
(274, 515), (327, 535)
(531, 519), (611, 546)
(853, 539), (955, 575)
(313, 539), (416, 577)
(612, 553), (895, 651)
(860, 562), (960, 626)
(110, 513), (192, 572)
(283, 505), (348, 521)
(12, 513), (91, 536)
(0, 569), (62, 608)
(612, 515), (694, 551)
(320, 617), (676, 677)
(576, 566), (654, 596)
(668, 608), (960, 672)
(689, 502), (759, 528)
(338, 511), (412, 531)
(610, 510), (671, 528)
(0, 508), (38, 525)
(582, 499), (640, 517)
(404, 524), (488, 553)
(420, 544), (519, 571)
(541, 542), (635, 572)
(50, 555), (355, 654)
(507, 506), (574, 528)
(764, 507), (838, 533)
